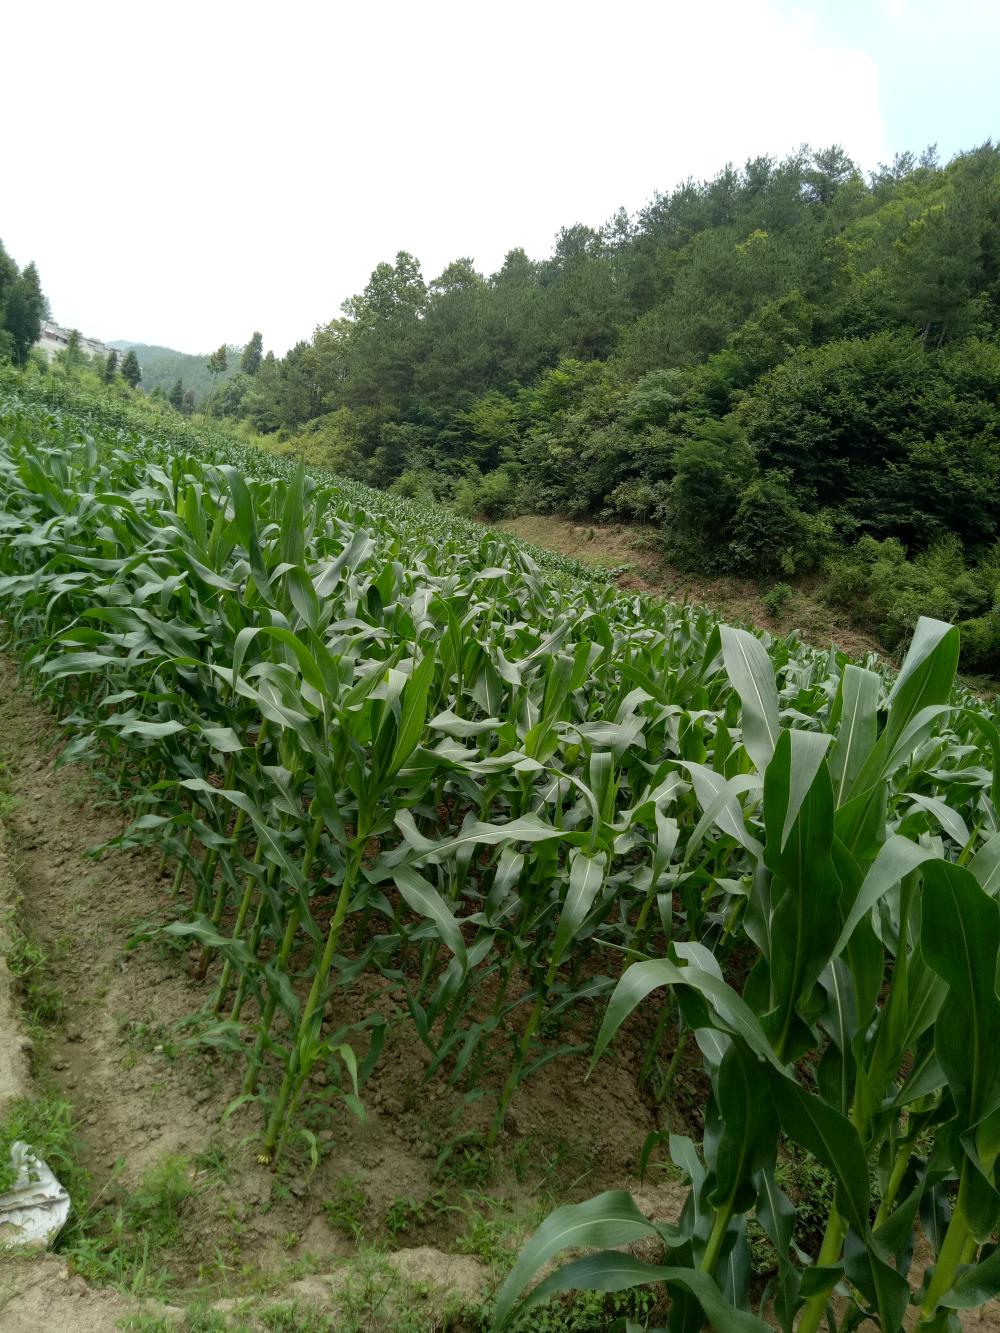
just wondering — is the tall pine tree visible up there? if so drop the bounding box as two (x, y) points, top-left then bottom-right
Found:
(241, 331), (263, 376)
(4, 261), (47, 364)
(121, 349), (142, 388)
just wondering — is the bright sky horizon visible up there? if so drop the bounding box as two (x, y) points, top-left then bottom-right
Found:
(3, 0), (997, 357)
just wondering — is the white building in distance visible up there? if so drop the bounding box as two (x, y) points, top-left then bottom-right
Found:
(35, 320), (117, 363)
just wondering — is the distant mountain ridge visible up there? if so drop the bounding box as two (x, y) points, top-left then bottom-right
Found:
(109, 340), (243, 402)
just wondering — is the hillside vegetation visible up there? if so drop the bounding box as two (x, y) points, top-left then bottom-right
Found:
(109, 339), (245, 406)
(200, 142), (1000, 672)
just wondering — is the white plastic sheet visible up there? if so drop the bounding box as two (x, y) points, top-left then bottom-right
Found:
(0, 1141), (70, 1247)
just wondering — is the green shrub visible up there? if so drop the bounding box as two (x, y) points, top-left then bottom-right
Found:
(451, 474), (481, 519)
(474, 469), (520, 520)
(762, 582), (793, 616)
(956, 614), (1000, 672)
(728, 471), (832, 576)
(606, 478), (669, 522)
(825, 534), (1000, 672)
(390, 469), (436, 505)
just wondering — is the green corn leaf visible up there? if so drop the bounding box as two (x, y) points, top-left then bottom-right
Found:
(393, 864), (468, 972)
(711, 1038), (779, 1214)
(592, 958), (783, 1071)
(766, 1070), (870, 1233)
(386, 645), (437, 778)
(843, 1230), (911, 1333)
(762, 729), (840, 1057)
(284, 565), (321, 632)
(551, 851), (607, 969)
(720, 626), (780, 774)
(279, 461), (307, 568)
(199, 726), (245, 753)
(906, 794), (970, 848)
(831, 835), (938, 962)
(968, 832), (1000, 897)
(849, 618), (959, 799)
(829, 665), (881, 807)
(491, 1191), (660, 1328)
(940, 1243), (1000, 1308)
(921, 859), (1000, 1128)
(499, 1249), (771, 1331)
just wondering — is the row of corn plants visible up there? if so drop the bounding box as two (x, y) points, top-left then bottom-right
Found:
(2, 373), (1000, 1327)
(1, 388), (778, 1158)
(496, 624), (1000, 1328)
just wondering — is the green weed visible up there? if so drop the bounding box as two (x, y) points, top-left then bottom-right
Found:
(322, 1175), (367, 1240)
(0, 1093), (82, 1199)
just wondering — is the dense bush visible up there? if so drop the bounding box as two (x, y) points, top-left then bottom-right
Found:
(473, 468), (521, 520)
(826, 534), (1000, 669)
(738, 333), (1000, 548)
(730, 473), (833, 576)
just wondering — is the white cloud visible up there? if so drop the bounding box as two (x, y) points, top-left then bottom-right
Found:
(1, 0), (886, 353)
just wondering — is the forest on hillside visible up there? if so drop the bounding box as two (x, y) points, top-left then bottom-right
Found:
(212, 142), (1000, 670)
(109, 341), (245, 405)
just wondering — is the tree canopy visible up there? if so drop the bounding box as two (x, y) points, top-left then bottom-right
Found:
(223, 140), (1000, 668)
(0, 243), (47, 365)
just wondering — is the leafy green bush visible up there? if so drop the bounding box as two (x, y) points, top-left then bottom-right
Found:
(826, 534), (1000, 671)
(474, 468), (520, 520)
(728, 471), (833, 576)
(390, 468), (437, 505)
(606, 478), (669, 522)
(762, 582), (793, 616)
(660, 420), (754, 569)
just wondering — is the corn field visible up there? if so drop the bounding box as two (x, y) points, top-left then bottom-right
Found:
(2, 373), (1000, 1330)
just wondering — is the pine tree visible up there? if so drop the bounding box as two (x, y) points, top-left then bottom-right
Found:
(168, 377), (184, 409)
(121, 349), (142, 389)
(207, 345), (228, 377)
(5, 261), (47, 365)
(241, 331), (263, 376)
(103, 350), (119, 383)
(205, 345), (228, 415)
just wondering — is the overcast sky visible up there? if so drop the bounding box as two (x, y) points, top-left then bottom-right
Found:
(3, 0), (997, 355)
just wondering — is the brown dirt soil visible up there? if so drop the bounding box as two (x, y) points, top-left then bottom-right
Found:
(0, 1253), (130, 1332)
(500, 515), (888, 664)
(0, 822), (32, 1116)
(0, 656), (684, 1329)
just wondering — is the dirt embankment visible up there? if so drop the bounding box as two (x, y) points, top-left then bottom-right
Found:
(0, 822), (32, 1118)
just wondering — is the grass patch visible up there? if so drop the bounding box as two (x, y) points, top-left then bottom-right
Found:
(322, 1174), (367, 1240)
(0, 1092), (83, 1198)
(6, 931), (65, 1028)
(67, 1153), (196, 1296)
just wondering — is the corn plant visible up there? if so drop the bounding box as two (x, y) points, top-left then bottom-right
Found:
(495, 620), (1000, 1330)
